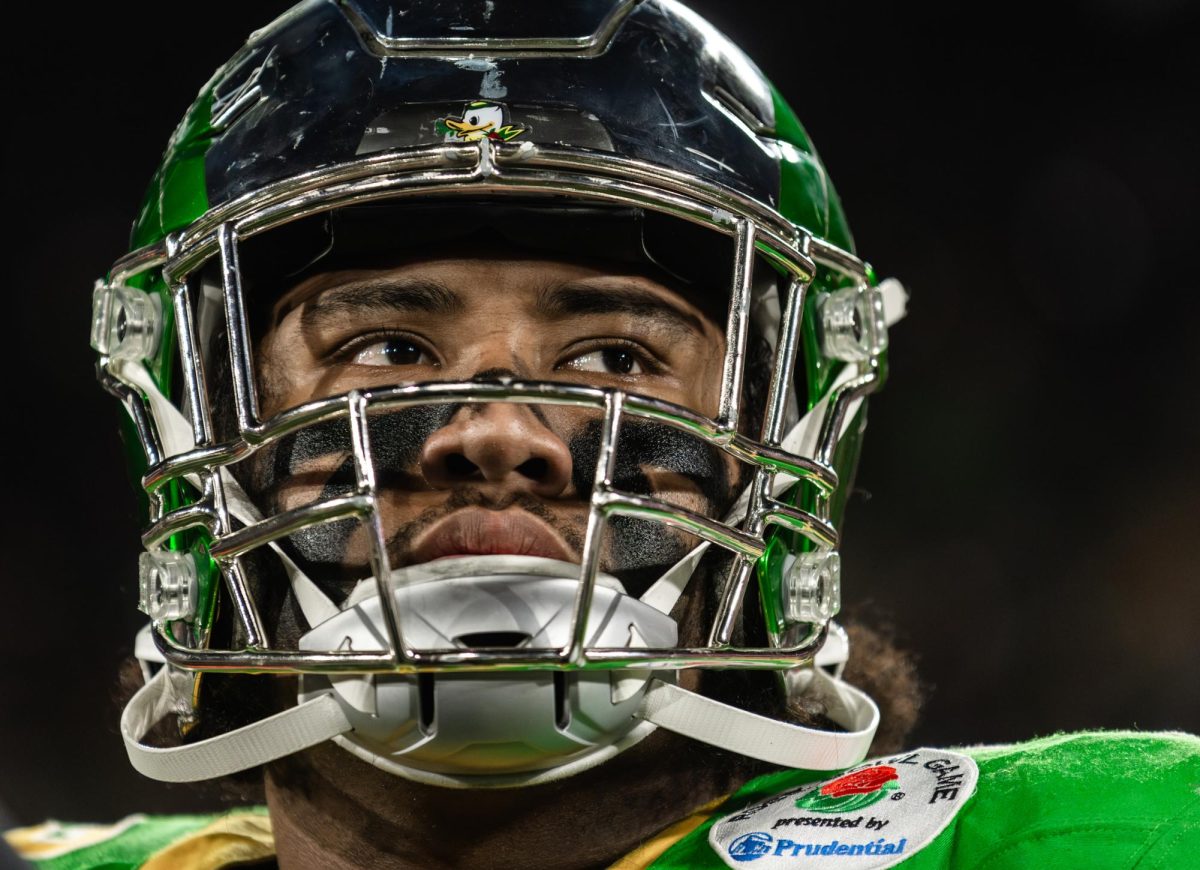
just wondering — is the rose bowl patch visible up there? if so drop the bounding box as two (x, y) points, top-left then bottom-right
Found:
(709, 749), (978, 868)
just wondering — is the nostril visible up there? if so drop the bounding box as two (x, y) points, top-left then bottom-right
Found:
(420, 408), (572, 494)
(445, 453), (479, 478)
(517, 457), (549, 480)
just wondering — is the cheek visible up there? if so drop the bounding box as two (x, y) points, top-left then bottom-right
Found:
(673, 335), (727, 420)
(255, 329), (306, 419)
(250, 419), (354, 512)
(569, 419), (734, 512)
(246, 408), (456, 579)
(569, 417), (741, 580)
(638, 470), (718, 515)
(261, 408), (457, 500)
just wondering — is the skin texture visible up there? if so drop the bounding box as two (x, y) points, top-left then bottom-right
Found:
(249, 254), (752, 869)
(249, 255), (735, 593)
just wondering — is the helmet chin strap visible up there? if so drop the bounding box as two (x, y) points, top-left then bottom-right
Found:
(122, 639), (877, 784)
(120, 281), (906, 784)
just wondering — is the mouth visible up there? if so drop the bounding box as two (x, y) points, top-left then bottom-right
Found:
(408, 507), (576, 566)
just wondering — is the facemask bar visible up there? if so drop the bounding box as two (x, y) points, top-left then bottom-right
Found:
(97, 139), (882, 676)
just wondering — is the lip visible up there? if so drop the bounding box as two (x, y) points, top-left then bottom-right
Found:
(408, 508), (576, 566)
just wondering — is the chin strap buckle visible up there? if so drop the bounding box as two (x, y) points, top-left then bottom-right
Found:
(91, 280), (162, 361)
(783, 549), (842, 624)
(138, 551), (198, 622)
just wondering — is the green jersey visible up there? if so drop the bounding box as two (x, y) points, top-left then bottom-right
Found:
(651, 731), (1200, 868)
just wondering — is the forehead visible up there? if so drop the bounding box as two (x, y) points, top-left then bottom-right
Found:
(250, 249), (734, 421)
(234, 204), (739, 337)
(270, 252), (723, 338)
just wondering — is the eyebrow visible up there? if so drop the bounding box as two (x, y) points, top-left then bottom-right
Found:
(536, 281), (708, 339)
(299, 277), (464, 331)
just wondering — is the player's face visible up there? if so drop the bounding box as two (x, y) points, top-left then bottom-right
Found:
(249, 254), (735, 592)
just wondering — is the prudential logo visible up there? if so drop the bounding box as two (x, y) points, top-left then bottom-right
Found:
(728, 832), (774, 862)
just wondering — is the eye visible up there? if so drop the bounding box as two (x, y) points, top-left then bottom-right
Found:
(561, 347), (644, 376)
(468, 115), (479, 125)
(351, 337), (438, 368)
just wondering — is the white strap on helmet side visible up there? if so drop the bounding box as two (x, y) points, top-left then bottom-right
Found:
(111, 358), (196, 458)
(637, 668), (878, 770)
(120, 666), (351, 783)
(121, 662), (876, 782)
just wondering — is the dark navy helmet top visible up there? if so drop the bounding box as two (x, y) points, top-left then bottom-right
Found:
(203, 2), (776, 208)
(133, 0), (846, 256)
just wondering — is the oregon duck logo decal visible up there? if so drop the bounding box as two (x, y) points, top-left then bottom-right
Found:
(436, 100), (525, 142)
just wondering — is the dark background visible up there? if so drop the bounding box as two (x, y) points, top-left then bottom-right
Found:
(1, 0), (1196, 825)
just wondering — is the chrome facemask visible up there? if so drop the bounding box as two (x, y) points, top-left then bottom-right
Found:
(99, 140), (895, 783)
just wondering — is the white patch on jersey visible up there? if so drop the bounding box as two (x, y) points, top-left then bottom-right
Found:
(709, 749), (978, 869)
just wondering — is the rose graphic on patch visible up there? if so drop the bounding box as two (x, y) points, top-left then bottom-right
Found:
(436, 100), (525, 142)
(795, 765), (900, 814)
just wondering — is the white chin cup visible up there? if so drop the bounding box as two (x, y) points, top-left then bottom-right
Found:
(122, 554), (878, 786)
(297, 556), (677, 785)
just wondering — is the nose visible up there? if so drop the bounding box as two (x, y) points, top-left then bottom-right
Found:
(419, 402), (573, 498)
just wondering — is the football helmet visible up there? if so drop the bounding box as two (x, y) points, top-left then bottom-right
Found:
(95, 0), (905, 787)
